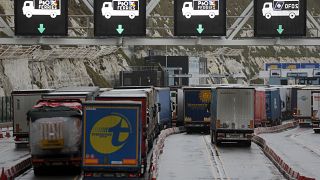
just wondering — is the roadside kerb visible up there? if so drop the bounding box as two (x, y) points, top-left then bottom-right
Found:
(253, 121), (315, 180)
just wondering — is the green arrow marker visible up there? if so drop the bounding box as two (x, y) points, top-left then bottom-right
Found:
(38, 24), (46, 34)
(197, 24), (204, 34)
(277, 25), (284, 34)
(116, 24), (124, 34)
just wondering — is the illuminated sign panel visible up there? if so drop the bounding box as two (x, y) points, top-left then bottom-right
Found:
(174, 0), (226, 36)
(15, 0), (68, 36)
(94, 0), (146, 36)
(254, 0), (306, 37)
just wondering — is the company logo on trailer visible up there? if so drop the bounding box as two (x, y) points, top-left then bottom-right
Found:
(90, 114), (131, 154)
(199, 90), (211, 103)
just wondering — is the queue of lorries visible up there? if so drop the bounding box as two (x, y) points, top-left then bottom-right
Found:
(10, 84), (320, 177)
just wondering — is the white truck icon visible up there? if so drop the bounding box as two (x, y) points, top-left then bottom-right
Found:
(182, 0), (219, 19)
(101, 0), (139, 19)
(22, 0), (61, 18)
(262, 0), (300, 19)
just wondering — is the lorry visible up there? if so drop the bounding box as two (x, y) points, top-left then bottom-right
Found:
(27, 99), (83, 175)
(210, 86), (255, 146)
(155, 87), (172, 129)
(82, 101), (144, 178)
(262, 0), (300, 19)
(183, 87), (212, 133)
(101, 0), (139, 19)
(23, 0), (61, 18)
(254, 87), (267, 127)
(97, 88), (158, 152)
(295, 86), (320, 128)
(11, 89), (53, 146)
(265, 88), (281, 126)
(182, 0), (219, 19)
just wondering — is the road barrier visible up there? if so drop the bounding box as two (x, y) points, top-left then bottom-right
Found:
(253, 122), (315, 180)
(255, 120), (298, 135)
(149, 126), (185, 180)
(0, 156), (31, 179)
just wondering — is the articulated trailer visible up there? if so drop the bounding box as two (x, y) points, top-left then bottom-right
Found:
(211, 86), (255, 146)
(82, 101), (144, 178)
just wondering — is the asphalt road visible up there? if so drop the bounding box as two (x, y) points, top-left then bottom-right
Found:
(260, 127), (320, 178)
(158, 133), (284, 180)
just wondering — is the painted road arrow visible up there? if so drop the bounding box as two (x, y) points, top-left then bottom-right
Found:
(38, 24), (46, 34)
(116, 24), (124, 34)
(197, 24), (204, 34)
(277, 25), (284, 34)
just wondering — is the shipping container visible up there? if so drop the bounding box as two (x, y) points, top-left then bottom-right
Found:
(11, 89), (54, 145)
(183, 87), (212, 133)
(265, 88), (281, 125)
(211, 86), (255, 146)
(155, 87), (172, 129)
(254, 88), (267, 127)
(27, 99), (83, 175)
(82, 101), (143, 178)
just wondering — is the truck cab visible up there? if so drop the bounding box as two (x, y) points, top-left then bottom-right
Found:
(102, 2), (113, 19)
(182, 2), (193, 19)
(262, 2), (273, 19)
(22, 1), (34, 18)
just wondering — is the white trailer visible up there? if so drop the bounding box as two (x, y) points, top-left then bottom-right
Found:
(22, 0), (61, 18)
(182, 0), (219, 19)
(11, 89), (53, 145)
(262, 0), (300, 19)
(101, 0), (139, 19)
(211, 87), (255, 146)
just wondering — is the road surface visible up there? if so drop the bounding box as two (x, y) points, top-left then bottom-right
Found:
(260, 127), (320, 178)
(158, 133), (284, 180)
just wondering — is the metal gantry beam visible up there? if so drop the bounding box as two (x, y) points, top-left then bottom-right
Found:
(0, 17), (14, 37)
(1, 37), (320, 46)
(146, 0), (161, 16)
(226, 0), (253, 39)
(307, 11), (320, 34)
(82, 0), (94, 13)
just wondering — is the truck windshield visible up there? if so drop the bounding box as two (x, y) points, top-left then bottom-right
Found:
(265, 4), (269, 8)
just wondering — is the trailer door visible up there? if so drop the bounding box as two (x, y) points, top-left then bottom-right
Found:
(297, 90), (311, 117)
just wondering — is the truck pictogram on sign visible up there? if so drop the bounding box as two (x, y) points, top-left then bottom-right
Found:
(262, 0), (299, 19)
(22, 0), (61, 18)
(182, 0), (219, 19)
(101, 0), (139, 19)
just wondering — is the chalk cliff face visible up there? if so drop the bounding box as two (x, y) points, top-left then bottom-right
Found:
(0, 0), (320, 95)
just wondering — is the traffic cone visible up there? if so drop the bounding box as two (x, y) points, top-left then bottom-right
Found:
(0, 167), (7, 180)
(5, 126), (10, 138)
(0, 128), (3, 139)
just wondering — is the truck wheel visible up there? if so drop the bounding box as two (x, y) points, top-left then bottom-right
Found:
(244, 141), (251, 147)
(265, 13), (271, 19)
(129, 14), (135, 19)
(185, 13), (191, 19)
(209, 12), (215, 19)
(33, 166), (45, 176)
(289, 13), (296, 19)
(26, 12), (32, 18)
(105, 13), (111, 19)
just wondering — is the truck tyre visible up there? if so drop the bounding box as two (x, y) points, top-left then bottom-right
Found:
(26, 12), (32, 18)
(185, 13), (191, 19)
(265, 13), (271, 19)
(50, 12), (57, 18)
(289, 13), (296, 19)
(209, 12), (215, 19)
(244, 141), (251, 147)
(105, 13), (111, 19)
(129, 13), (135, 19)
(33, 166), (45, 176)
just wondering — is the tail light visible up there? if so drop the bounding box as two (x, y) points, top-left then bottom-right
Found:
(184, 117), (192, 123)
(250, 120), (254, 129)
(204, 117), (210, 123)
(216, 119), (221, 128)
